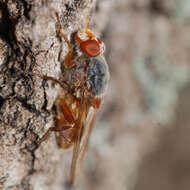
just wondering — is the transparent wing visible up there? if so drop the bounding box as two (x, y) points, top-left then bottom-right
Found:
(70, 97), (87, 184)
(77, 107), (97, 171)
(70, 101), (97, 185)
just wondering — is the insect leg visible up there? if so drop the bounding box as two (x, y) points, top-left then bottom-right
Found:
(57, 128), (77, 149)
(37, 125), (75, 147)
(42, 75), (68, 89)
(55, 12), (74, 68)
(37, 126), (55, 145)
(37, 104), (74, 144)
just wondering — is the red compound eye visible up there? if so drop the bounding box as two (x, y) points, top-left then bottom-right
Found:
(80, 40), (101, 57)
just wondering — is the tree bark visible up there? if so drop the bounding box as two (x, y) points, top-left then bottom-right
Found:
(1, 0), (190, 190)
(0, 0), (100, 189)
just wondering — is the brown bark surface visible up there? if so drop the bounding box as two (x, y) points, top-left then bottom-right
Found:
(1, 0), (190, 190)
(0, 0), (99, 189)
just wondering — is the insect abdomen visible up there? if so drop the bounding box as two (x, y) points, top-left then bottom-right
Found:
(87, 55), (110, 96)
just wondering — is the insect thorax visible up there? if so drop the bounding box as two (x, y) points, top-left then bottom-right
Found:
(61, 55), (109, 99)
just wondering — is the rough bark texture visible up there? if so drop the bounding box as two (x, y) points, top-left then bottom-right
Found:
(0, 0), (98, 189)
(1, 0), (190, 190)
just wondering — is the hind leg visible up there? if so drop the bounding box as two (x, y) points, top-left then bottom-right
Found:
(37, 125), (75, 147)
(56, 128), (77, 149)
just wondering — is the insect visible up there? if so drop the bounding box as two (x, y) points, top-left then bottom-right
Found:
(39, 12), (110, 184)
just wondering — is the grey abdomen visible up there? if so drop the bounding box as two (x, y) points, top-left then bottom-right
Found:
(88, 55), (110, 96)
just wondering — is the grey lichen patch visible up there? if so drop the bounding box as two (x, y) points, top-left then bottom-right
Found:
(133, 54), (190, 125)
(176, 0), (190, 20)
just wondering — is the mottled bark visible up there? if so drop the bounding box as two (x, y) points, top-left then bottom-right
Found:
(0, 0), (100, 189)
(1, 0), (190, 190)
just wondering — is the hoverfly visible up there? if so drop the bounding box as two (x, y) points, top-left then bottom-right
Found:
(39, 12), (110, 185)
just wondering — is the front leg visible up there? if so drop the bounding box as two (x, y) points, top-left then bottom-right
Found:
(55, 12), (74, 68)
(42, 75), (68, 89)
